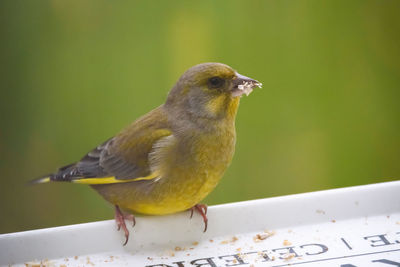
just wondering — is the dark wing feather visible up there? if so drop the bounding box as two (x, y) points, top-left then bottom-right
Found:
(50, 106), (171, 183)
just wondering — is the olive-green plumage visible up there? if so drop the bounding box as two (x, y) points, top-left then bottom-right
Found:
(36, 62), (261, 217)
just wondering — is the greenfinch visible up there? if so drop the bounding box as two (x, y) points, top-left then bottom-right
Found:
(33, 62), (261, 245)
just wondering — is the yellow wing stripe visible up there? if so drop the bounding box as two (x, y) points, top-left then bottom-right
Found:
(71, 172), (159, 185)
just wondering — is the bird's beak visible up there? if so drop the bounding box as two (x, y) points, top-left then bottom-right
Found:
(231, 73), (262, 97)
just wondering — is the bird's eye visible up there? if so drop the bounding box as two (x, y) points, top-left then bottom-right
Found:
(208, 76), (225, 89)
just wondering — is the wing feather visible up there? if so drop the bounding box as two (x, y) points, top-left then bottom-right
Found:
(49, 106), (172, 184)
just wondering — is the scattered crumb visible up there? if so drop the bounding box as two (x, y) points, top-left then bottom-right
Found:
(253, 231), (275, 242)
(387, 215), (390, 218)
(147, 257), (153, 261)
(250, 265), (255, 267)
(283, 240), (292, 246)
(63, 258), (68, 262)
(236, 248), (242, 252)
(192, 241), (199, 246)
(86, 256), (95, 266)
(220, 236), (239, 244)
(316, 209), (325, 215)
(331, 219), (336, 223)
(232, 259), (238, 264)
(25, 260), (54, 267)
(209, 239), (214, 243)
(283, 253), (296, 261)
(288, 229), (293, 233)
(174, 246), (183, 251)
(186, 253), (190, 256)
(60, 265), (67, 267)
(396, 221), (400, 225)
(169, 252), (175, 257)
(74, 256), (78, 260)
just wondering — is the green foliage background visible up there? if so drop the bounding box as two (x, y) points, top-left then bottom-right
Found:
(1, 0), (399, 234)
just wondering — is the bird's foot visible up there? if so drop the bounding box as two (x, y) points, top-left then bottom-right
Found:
(114, 205), (136, 246)
(189, 204), (208, 232)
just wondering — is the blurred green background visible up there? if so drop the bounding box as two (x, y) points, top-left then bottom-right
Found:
(1, 0), (399, 234)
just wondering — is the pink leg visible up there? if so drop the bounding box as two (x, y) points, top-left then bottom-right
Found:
(114, 205), (136, 246)
(189, 204), (208, 232)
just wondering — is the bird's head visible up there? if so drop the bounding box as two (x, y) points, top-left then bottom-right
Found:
(165, 63), (261, 121)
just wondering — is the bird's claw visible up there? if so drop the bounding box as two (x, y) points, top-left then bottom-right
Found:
(114, 205), (136, 246)
(189, 204), (208, 232)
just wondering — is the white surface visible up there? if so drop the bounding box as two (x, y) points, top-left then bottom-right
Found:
(1, 181), (399, 266)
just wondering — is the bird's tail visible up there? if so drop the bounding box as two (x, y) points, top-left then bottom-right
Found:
(29, 163), (78, 185)
(29, 175), (52, 185)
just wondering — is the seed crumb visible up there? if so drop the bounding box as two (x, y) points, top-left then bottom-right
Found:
(283, 240), (292, 246)
(209, 239), (214, 242)
(86, 256), (95, 266)
(147, 257), (153, 261)
(74, 256), (78, 260)
(220, 236), (239, 244)
(253, 231), (275, 242)
(192, 241), (199, 246)
(331, 219), (336, 223)
(283, 253), (296, 261)
(175, 246), (182, 251)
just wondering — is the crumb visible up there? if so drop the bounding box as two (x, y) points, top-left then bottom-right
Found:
(236, 248), (242, 252)
(283, 240), (292, 246)
(192, 241), (199, 246)
(387, 215), (390, 218)
(253, 231), (275, 242)
(396, 221), (400, 225)
(283, 253), (296, 261)
(147, 257), (153, 261)
(220, 236), (239, 244)
(86, 256), (95, 266)
(60, 265), (67, 267)
(288, 229), (293, 233)
(175, 246), (182, 251)
(64, 258), (69, 262)
(316, 209), (325, 215)
(189, 247), (194, 250)
(331, 219), (336, 223)
(186, 253), (190, 256)
(74, 256), (78, 260)
(209, 239), (214, 242)
(170, 252), (175, 257)
(24, 263), (41, 267)
(232, 259), (238, 264)
(250, 265), (255, 267)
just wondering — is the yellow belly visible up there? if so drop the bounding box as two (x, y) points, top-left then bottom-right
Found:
(93, 122), (236, 215)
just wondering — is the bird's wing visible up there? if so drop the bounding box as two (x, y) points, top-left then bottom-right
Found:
(50, 106), (172, 184)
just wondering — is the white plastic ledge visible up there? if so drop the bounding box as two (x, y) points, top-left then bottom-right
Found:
(1, 181), (399, 267)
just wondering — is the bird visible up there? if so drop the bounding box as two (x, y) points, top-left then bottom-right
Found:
(32, 62), (262, 245)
